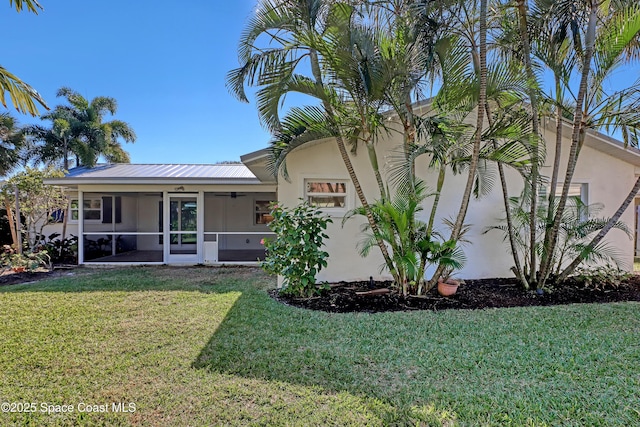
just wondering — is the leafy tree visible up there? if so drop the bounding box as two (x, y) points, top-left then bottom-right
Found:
(262, 202), (332, 297)
(1, 0), (48, 116)
(1, 166), (67, 249)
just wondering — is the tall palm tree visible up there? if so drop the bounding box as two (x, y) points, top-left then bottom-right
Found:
(1, 0), (48, 116)
(54, 87), (136, 167)
(534, 0), (640, 285)
(228, 0), (399, 277)
(23, 107), (75, 170)
(0, 112), (26, 176)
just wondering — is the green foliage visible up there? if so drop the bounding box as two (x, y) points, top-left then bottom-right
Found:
(345, 182), (465, 295)
(571, 265), (632, 291)
(0, 244), (49, 272)
(2, 166), (67, 249)
(487, 193), (631, 284)
(41, 232), (77, 264)
(261, 202), (332, 297)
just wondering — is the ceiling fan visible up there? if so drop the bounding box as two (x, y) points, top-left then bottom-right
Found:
(212, 192), (247, 198)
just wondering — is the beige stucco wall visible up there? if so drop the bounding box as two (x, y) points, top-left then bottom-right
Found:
(277, 122), (637, 282)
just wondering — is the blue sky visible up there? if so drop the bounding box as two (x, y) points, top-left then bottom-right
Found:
(3, 2), (639, 166)
(3, 0), (271, 164)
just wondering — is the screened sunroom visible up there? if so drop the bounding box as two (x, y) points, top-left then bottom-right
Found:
(45, 163), (277, 265)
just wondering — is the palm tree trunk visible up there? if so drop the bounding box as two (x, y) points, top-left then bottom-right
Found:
(538, 2), (598, 288)
(557, 176), (640, 281)
(366, 142), (388, 200)
(308, 49), (398, 280)
(485, 101), (528, 288)
(427, 165), (446, 235)
(546, 75), (564, 237)
(429, 0), (488, 287)
(516, 0), (541, 286)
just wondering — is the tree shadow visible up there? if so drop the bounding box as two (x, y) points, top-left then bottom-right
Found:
(191, 286), (458, 425)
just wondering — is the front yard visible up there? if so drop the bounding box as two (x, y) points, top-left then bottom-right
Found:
(1, 266), (639, 426)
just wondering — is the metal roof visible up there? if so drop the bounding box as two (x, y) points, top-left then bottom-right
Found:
(65, 163), (257, 179)
(44, 163), (269, 186)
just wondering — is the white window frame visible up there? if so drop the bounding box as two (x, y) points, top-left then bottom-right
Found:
(545, 182), (589, 220)
(69, 197), (102, 223)
(254, 199), (275, 225)
(301, 176), (352, 216)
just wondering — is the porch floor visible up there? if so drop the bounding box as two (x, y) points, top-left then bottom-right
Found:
(85, 249), (266, 263)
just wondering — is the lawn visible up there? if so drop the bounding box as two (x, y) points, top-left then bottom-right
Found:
(1, 267), (639, 426)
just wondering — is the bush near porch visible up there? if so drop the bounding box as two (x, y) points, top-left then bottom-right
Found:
(0, 267), (638, 426)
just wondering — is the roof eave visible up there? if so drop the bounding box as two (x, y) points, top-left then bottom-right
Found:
(44, 177), (265, 186)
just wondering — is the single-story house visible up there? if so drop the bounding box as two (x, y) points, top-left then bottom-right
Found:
(45, 107), (640, 281)
(44, 163), (277, 265)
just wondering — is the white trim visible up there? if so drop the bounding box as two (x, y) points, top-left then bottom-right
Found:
(78, 190), (84, 264)
(299, 174), (353, 217)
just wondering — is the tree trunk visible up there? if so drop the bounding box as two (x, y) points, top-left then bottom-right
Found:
(538, 3), (598, 288)
(429, 0), (488, 287)
(4, 197), (17, 246)
(516, 0), (541, 286)
(485, 101), (529, 289)
(308, 49), (398, 280)
(545, 75), (564, 240)
(557, 175), (640, 281)
(427, 166), (446, 235)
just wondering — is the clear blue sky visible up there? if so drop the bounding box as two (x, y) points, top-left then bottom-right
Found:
(3, 2), (639, 166)
(3, 0), (272, 164)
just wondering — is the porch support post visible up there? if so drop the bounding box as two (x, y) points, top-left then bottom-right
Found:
(78, 190), (84, 264)
(162, 191), (169, 264)
(197, 190), (204, 264)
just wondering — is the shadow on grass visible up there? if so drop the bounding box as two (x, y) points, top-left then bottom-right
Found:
(0, 265), (269, 294)
(191, 286), (458, 425)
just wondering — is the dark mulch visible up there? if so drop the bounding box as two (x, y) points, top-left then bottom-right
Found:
(0, 267), (76, 287)
(272, 275), (640, 313)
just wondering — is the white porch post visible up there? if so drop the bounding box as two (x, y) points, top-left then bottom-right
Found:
(162, 191), (169, 264)
(197, 190), (204, 264)
(78, 190), (84, 264)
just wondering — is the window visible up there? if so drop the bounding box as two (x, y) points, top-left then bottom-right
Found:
(70, 198), (102, 221)
(69, 197), (121, 222)
(255, 200), (274, 224)
(545, 183), (589, 220)
(305, 181), (347, 208)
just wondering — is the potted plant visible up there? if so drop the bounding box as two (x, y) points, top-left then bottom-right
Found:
(437, 265), (463, 297)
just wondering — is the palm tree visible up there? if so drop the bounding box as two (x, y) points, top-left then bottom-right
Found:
(1, 0), (48, 116)
(0, 112), (26, 176)
(533, 0), (640, 286)
(23, 107), (75, 170)
(228, 0), (401, 278)
(53, 87), (136, 167)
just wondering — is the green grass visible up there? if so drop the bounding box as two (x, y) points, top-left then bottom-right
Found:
(1, 266), (639, 426)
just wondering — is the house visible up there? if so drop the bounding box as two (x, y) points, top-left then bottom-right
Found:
(45, 112), (640, 280)
(44, 163), (277, 265)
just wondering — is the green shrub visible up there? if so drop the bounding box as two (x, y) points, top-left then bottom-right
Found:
(571, 265), (631, 290)
(1, 245), (50, 272)
(261, 202), (331, 297)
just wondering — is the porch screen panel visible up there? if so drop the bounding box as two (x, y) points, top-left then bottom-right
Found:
(81, 192), (163, 263)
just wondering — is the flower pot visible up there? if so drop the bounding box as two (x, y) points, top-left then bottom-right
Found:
(437, 278), (460, 297)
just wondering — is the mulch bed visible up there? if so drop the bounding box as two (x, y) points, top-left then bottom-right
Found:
(0, 267), (76, 287)
(272, 275), (640, 313)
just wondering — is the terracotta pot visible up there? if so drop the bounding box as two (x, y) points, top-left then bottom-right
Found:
(437, 278), (460, 296)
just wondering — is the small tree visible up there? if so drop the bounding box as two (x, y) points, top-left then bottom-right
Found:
(261, 202), (332, 298)
(2, 166), (67, 249)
